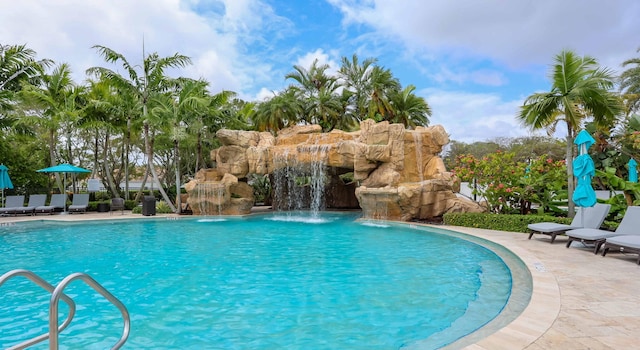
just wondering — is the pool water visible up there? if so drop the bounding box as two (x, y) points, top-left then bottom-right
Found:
(0, 212), (515, 349)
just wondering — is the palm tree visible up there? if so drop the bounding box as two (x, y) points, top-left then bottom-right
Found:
(80, 78), (127, 198)
(253, 88), (302, 132)
(518, 49), (624, 216)
(0, 44), (52, 122)
(338, 54), (377, 121)
(87, 45), (192, 212)
(151, 78), (210, 212)
(620, 47), (640, 115)
(388, 85), (431, 128)
(367, 65), (401, 121)
(17, 63), (88, 193)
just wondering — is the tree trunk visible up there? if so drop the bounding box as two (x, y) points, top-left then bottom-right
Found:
(124, 115), (131, 200)
(174, 138), (181, 214)
(103, 132), (120, 198)
(48, 129), (63, 192)
(195, 131), (201, 175)
(144, 120), (177, 212)
(566, 131), (576, 218)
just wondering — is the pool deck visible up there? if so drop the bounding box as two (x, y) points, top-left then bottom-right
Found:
(2, 211), (640, 349)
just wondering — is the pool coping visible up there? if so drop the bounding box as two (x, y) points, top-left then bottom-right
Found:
(432, 225), (560, 349)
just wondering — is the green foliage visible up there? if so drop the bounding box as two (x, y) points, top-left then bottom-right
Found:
(155, 201), (173, 213)
(249, 174), (271, 204)
(453, 151), (567, 214)
(130, 200), (173, 214)
(443, 212), (619, 232)
(443, 212), (572, 233)
(595, 167), (640, 219)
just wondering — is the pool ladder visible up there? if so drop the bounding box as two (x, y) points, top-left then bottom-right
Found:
(0, 269), (130, 350)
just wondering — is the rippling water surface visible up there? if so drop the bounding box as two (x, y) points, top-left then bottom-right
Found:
(0, 212), (512, 349)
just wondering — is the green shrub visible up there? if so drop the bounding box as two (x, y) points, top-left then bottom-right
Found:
(131, 201), (174, 214)
(443, 212), (572, 233)
(443, 211), (620, 232)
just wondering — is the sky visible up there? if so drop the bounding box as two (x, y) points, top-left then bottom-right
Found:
(1, 0), (639, 143)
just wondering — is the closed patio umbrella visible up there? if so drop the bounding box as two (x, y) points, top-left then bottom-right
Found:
(628, 159), (637, 183)
(572, 130), (597, 225)
(37, 163), (91, 213)
(0, 164), (13, 207)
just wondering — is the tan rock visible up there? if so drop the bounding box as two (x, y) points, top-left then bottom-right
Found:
(194, 119), (483, 220)
(216, 145), (249, 178)
(216, 129), (260, 147)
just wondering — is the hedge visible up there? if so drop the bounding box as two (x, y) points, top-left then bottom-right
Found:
(442, 212), (618, 232)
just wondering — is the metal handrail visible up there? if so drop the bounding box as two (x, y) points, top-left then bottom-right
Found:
(0, 269), (76, 350)
(49, 272), (130, 350)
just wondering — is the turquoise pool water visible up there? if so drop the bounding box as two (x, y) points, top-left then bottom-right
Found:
(0, 212), (517, 349)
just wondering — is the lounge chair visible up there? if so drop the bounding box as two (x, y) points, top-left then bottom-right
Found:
(0, 195), (25, 216)
(110, 197), (124, 215)
(601, 235), (640, 265)
(12, 194), (47, 216)
(35, 194), (68, 214)
(566, 206), (640, 254)
(528, 203), (611, 243)
(68, 193), (89, 213)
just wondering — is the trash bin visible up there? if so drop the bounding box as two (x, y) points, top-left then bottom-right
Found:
(142, 196), (156, 216)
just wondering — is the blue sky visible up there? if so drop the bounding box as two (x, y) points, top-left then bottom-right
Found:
(2, 0), (639, 143)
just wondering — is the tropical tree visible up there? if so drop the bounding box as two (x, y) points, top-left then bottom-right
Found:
(518, 50), (624, 216)
(338, 54), (377, 121)
(253, 88), (302, 132)
(151, 78), (210, 212)
(388, 84), (431, 128)
(0, 44), (52, 123)
(87, 45), (192, 212)
(367, 65), (401, 121)
(80, 77), (127, 197)
(620, 47), (640, 115)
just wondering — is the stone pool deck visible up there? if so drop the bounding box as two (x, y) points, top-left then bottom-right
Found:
(2, 211), (639, 349)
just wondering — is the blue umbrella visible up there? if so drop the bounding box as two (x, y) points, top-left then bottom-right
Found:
(37, 163), (91, 213)
(0, 164), (14, 207)
(572, 130), (597, 211)
(628, 159), (638, 183)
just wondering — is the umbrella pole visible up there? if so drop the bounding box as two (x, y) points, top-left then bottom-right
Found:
(62, 174), (68, 214)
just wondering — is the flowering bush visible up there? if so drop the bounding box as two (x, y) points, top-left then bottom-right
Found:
(453, 151), (566, 214)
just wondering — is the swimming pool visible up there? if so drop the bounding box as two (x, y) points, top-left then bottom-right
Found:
(0, 212), (530, 349)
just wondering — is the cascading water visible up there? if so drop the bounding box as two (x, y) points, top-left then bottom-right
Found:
(272, 149), (305, 211)
(196, 182), (214, 216)
(308, 144), (330, 216)
(412, 132), (425, 183)
(196, 182), (225, 217)
(271, 139), (330, 217)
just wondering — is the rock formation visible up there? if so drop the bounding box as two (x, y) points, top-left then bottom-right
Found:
(183, 119), (484, 220)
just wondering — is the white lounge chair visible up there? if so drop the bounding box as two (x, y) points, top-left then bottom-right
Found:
(528, 203), (611, 243)
(566, 206), (640, 254)
(601, 235), (640, 265)
(68, 194), (89, 213)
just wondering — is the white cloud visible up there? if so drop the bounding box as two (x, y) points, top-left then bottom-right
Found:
(423, 89), (545, 143)
(292, 48), (341, 76)
(328, 0), (640, 74)
(0, 0), (286, 97)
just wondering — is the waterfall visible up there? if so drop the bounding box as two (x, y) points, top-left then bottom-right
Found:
(214, 184), (225, 216)
(196, 182), (225, 216)
(272, 148), (305, 211)
(412, 132), (424, 183)
(309, 144), (330, 216)
(271, 140), (330, 216)
(196, 182), (214, 216)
